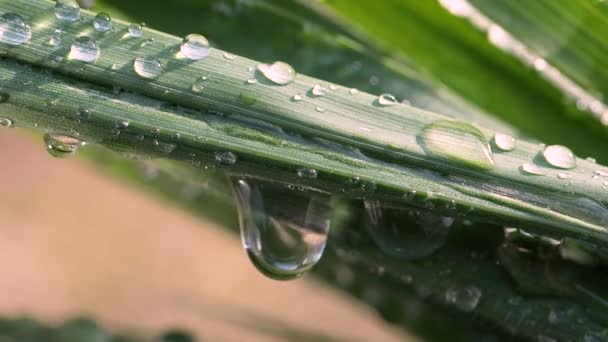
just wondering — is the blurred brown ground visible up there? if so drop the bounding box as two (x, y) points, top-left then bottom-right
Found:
(0, 130), (414, 341)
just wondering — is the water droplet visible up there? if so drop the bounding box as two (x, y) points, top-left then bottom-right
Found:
(521, 162), (546, 175)
(0, 13), (32, 46)
(311, 84), (327, 97)
(54, 0), (80, 22)
(378, 94), (397, 106)
(116, 120), (129, 129)
(93, 13), (112, 32)
(493, 133), (516, 151)
(68, 36), (100, 63)
(329, 84), (337, 91)
(364, 200), (454, 259)
(0, 118), (13, 127)
(133, 56), (163, 79)
(191, 76), (207, 93)
(349, 88), (359, 95)
(47, 34), (61, 46)
(215, 151), (236, 165)
(587, 157), (597, 164)
(315, 106), (325, 113)
(180, 33), (210, 60)
(420, 120), (495, 170)
(292, 94), (302, 102)
(297, 168), (318, 179)
(557, 172), (572, 180)
(246, 77), (257, 84)
(223, 52), (235, 60)
(445, 286), (482, 312)
(128, 23), (144, 38)
(110, 63), (119, 71)
(44, 133), (85, 158)
(232, 179), (332, 280)
(543, 145), (576, 169)
(257, 61), (295, 85)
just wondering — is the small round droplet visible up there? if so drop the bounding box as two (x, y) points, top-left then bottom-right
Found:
(0, 118), (13, 128)
(311, 84), (327, 97)
(215, 151), (236, 165)
(558, 172), (572, 180)
(54, 0), (80, 22)
(44, 133), (85, 158)
(493, 133), (516, 151)
(378, 94), (397, 106)
(93, 13), (112, 32)
(133, 56), (163, 79)
(47, 35), (61, 46)
(69, 36), (100, 63)
(0, 13), (32, 46)
(445, 286), (482, 312)
(349, 88), (359, 95)
(420, 120), (495, 170)
(315, 106), (325, 113)
(223, 52), (235, 60)
(292, 94), (302, 102)
(543, 145), (576, 169)
(180, 33), (210, 60)
(246, 77), (257, 84)
(191, 76), (207, 93)
(257, 61), (295, 85)
(521, 162), (546, 176)
(329, 84), (337, 91)
(116, 120), (129, 129)
(128, 23), (144, 38)
(297, 168), (318, 179)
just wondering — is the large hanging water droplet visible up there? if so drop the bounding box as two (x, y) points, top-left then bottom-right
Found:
(180, 34), (210, 60)
(68, 36), (100, 63)
(128, 23), (144, 38)
(257, 61), (295, 85)
(0, 118), (13, 128)
(377, 94), (397, 106)
(232, 179), (332, 280)
(0, 13), (31, 46)
(93, 13), (112, 32)
(54, 0), (80, 22)
(445, 286), (482, 312)
(543, 145), (576, 169)
(493, 133), (516, 151)
(420, 120), (495, 170)
(44, 133), (85, 158)
(363, 200), (454, 259)
(133, 56), (163, 79)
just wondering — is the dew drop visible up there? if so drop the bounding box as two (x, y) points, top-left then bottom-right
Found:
(420, 120), (495, 170)
(543, 145), (576, 169)
(0, 13), (32, 46)
(180, 33), (210, 60)
(521, 162), (546, 175)
(116, 120), (129, 129)
(44, 133), (85, 158)
(0, 118), (13, 128)
(223, 52), (235, 60)
(133, 56), (163, 79)
(191, 76), (207, 93)
(558, 172), (572, 180)
(297, 168), (318, 179)
(54, 0), (80, 22)
(493, 133), (516, 151)
(378, 94), (397, 106)
(68, 36), (100, 63)
(256, 61), (295, 85)
(315, 106), (325, 113)
(349, 88), (359, 95)
(311, 84), (327, 97)
(47, 34), (61, 46)
(292, 94), (302, 102)
(93, 13), (112, 32)
(128, 23), (144, 38)
(246, 77), (257, 84)
(364, 200), (454, 259)
(232, 179), (332, 280)
(215, 151), (236, 165)
(445, 286), (482, 312)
